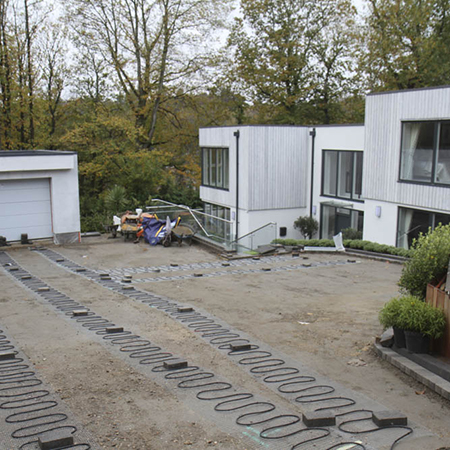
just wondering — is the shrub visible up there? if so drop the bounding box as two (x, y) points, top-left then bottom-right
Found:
(399, 224), (450, 299)
(379, 296), (405, 329)
(398, 296), (446, 339)
(294, 216), (319, 239)
(341, 227), (363, 240)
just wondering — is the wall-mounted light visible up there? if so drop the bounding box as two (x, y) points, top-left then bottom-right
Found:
(375, 206), (382, 218)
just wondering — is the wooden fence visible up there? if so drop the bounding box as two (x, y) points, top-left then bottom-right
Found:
(426, 284), (450, 358)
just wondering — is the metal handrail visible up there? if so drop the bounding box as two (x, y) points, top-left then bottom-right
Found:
(148, 199), (233, 239)
(232, 222), (277, 244)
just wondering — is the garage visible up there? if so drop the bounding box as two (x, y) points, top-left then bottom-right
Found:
(0, 150), (81, 244)
(0, 178), (53, 241)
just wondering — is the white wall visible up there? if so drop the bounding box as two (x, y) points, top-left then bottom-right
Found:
(363, 200), (399, 246)
(311, 125), (366, 237)
(0, 152), (81, 243)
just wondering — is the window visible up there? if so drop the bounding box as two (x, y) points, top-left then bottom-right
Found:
(203, 202), (231, 241)
(397, 207), (450, 249)
(400, 121), (450, 185)
(322, 150), (363, 201)
(320, 204), (363, 239)
(201, 147), (229, 189)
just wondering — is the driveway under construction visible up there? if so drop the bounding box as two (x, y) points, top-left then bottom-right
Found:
(1, 236), (449, 450)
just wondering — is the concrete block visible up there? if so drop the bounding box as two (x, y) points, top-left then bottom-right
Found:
(292, 252), (300, 257)
(347, 259), (357, 263)
(261, 268), (271, 272)
(222, 263), (231, 267)
(170, 263), (179, 267)
(124, 275), (132, 279)
(100, 276), (112, 280)
(164, 359), (188, 370)
(0, 351), (16, 361)
(303, 411), (336, 427)
(153, 269), (161, 273)
(9, 267), (19, 271)
(231, 344), (252, 352)
(76, 268), (86, 272)
(106, 327), (124, 333)
(252, 257), (260, 261)
(121, 278), (132, 283)
(372, 410), (407, 427)
(177, 307), (194, 313)
(73, 310), (89, 317)
(38, 287), (50, 292)
(122, 286), (134, 290)
(193, 273), (203, 277)
(302, 263), (312, 267)
(380, 328), (394, 348)
(99, 273), (109, 277)
(38, 429), (74, 450)
(21, 275), (31, 280)
(56, 258), (65, 262)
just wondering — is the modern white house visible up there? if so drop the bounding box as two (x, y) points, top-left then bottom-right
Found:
(0, 150), (81, 244)
(199, 86), (450, 249)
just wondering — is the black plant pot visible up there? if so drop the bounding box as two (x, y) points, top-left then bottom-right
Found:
(393, 327), (406, 348)
(405, 331), (430, 354)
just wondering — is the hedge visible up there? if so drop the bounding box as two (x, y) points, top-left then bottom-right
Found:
(271, 238), (411, 258)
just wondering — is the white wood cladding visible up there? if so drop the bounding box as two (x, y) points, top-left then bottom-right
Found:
(200, 126), (309, 212)
(364, 88), (450, 212)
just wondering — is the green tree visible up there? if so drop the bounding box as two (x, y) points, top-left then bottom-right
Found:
(362, 0), (450, 91)
(229, 0), (359, 124)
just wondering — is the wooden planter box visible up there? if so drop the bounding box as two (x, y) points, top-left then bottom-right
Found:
(426, 284), (450, 357)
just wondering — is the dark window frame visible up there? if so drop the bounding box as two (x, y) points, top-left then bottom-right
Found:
(201, 147), (229, 190)
(319, 204), (364, 239)
(396, 206), (450, 248)
(321, 150), (364, 202)
(398, 120), (450, 188)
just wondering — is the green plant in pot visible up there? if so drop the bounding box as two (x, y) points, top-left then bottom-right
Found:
(398, 296), (446, 353)
(379, 296), (409, 348)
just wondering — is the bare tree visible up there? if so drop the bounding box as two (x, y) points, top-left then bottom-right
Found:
(68, 0), (231, 149)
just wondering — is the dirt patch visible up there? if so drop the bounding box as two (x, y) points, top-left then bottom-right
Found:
(1, 236), (450, 448)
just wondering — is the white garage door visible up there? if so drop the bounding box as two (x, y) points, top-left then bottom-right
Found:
(0, 178), (53, 241)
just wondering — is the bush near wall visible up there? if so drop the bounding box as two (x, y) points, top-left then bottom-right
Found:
(272, 239), (411, 258)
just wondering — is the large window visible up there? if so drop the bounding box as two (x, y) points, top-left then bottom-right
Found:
(320, 204), (364, 239)
(397, 207), (450, 249)
(202, 147), (229, 189)
(400, 121), (450, 185)
(203, 202), (231, 241)
(322, 150), (363, 201)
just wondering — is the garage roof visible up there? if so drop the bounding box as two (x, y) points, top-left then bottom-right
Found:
(0, 150), (76, 156)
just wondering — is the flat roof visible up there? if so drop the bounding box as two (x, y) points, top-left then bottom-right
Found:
(200, 123), (364, 130)
(367, 84), (450, 97)
(0, 150), (76, 157)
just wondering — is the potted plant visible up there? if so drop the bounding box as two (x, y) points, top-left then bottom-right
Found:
(379, 296), (408, 348)
(398, 296), (446, 353)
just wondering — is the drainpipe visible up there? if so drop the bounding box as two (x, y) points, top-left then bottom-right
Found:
(233, 130), (240, 241)
(309, 128), (316, 217)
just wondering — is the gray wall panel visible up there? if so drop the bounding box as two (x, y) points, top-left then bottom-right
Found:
(364, 88), (450, 212)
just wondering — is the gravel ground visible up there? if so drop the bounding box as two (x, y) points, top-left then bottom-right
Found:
(1, 235), (449, 450)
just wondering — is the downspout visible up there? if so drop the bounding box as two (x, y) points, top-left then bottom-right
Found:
(309, 128), (316, 217)
(233, 130), (240, 241)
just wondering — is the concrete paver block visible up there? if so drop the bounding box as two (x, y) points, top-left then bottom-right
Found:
(164, 359), (188, 370)
(106, 327), (124, 333)
(303, 411), (336, 427)
(73, 310), (89, 317)
(372, 410), (407, 427)
(38, 429), (74, 450)
(177, 307), (194, 313)
(0, 351), (16, 361)
(38, 287), (50, 292)
(231, 344), (252, 352)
